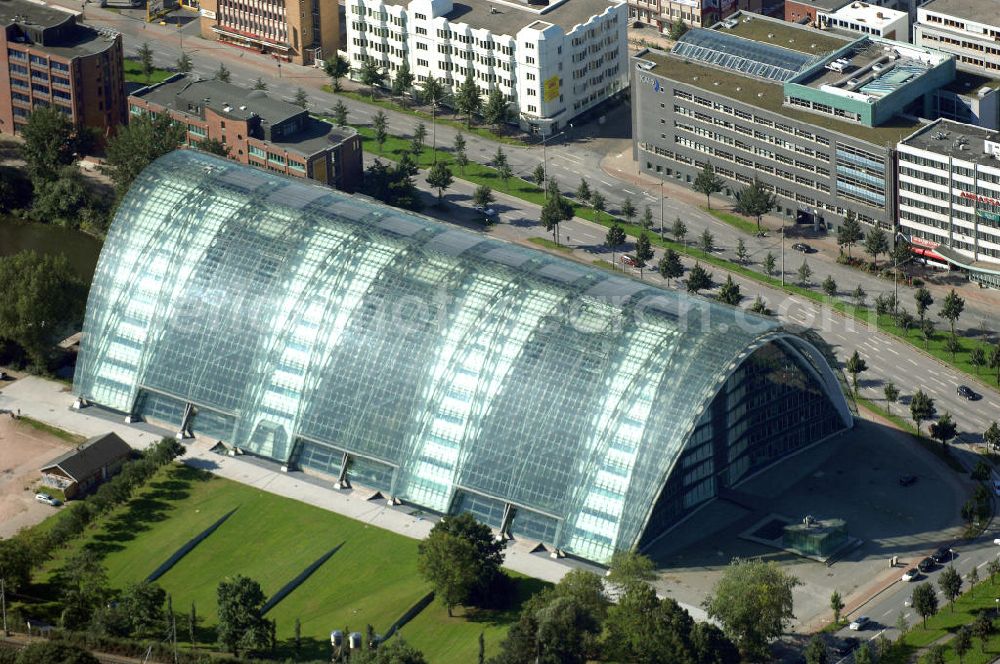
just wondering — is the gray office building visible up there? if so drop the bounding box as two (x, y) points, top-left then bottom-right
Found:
(632, 12), (958, 231)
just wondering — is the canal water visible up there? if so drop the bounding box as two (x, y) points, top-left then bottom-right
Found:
(0, 216), (103, 281)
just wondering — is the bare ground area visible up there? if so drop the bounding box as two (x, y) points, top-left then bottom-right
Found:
(0, 416), (72, 538)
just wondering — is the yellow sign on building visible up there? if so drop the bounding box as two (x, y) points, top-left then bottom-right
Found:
(543, 76), (560, 102)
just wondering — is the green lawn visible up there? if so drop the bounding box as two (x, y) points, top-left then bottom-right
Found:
(34, 463), (542, 662)
(701, 206), (759, 235)
(885, 576), (1000, 663)
(17, 417), (85, 445)
(401, 575), (548, 663)
(528, 237), (572, 253)
(123, 58), (174, 86)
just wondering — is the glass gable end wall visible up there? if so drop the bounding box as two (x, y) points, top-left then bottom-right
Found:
(74, 151), (852, 564)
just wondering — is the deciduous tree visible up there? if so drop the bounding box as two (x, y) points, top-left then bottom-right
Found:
(693, 162), (724, 209)
(426, 161), (453, 204)
(930, 411), (957, 451)
(0, 251), (87, 368)
(455, 73), (482, 127)
(845, 350), (867, 395)
(912, 582), (938, 628)
(575, 178), (591, 204)
(217, 575), (271, 657)
(453, 132), (469, 174)
(323, 54), (350, 91)
(333, 100), (349, 128)
(605, 223), (626, 265)
(939, 289), (965, 338)
(483, 87), (509, 132)
(658, 249), (684, 285)
(733, 178), (776, 231)
(621, 197), (636, 225)
(797, 259), (813, 287)
(830, 590), (844, 625)
(837, 211), (862, 258)
(822, 275), (837, 297)
(863, 226), (889, 269)
(358, 59), (385, 98)
(718, 275), (742, 306)
(671, 217), (688, 245)
(686, 263), (713, 294)
(373, 111), (388, 153)
(293, 87), (309, 109)
(20, 106), (88, 183)
(390, 60), (414, 102)
(104, 112), (186, 199)
(883, 382), (899, 415)
(417, 513), (505, 615)
(703, 557), (800, 659)
(176, 51), (193, 74)
(910, 389), (936, 437)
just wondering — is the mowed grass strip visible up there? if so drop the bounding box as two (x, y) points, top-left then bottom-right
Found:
(38, 465), (232, 588)
(39, 464), (433, 658)
(400, 575), (549, 664)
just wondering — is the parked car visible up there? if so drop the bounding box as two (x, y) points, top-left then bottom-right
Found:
(898, 474), (917, 487)
(620, 255), (637, 267)
(849, 616), (871, 631)
(957, 385), (981, 401)
(34, 492), (61, 507)
(792, 243), (815, 253)
(901, 568), (919, 582)
(918, 557), (936, 573)
(833, 637), (860, 656)
(932, 546), (954, 564)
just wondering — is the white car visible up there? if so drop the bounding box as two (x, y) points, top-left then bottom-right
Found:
(901, 568), (919, 582)
(34, 492), (62, 506)
(849, 616), (871, 631)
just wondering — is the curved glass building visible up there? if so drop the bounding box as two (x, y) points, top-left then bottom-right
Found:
(75, 151), (852, 563)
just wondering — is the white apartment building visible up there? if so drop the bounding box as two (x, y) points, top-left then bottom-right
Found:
(913, 0), (1000, 76)
(346, 0), (628, 134)
(818, 1), (909, 39)
(897, 119), (1000, 288)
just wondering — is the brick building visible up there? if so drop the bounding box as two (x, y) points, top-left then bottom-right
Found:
(0, 0), (125, 140)
(197, 0), (337, 65)
(129, 75), (363, 191)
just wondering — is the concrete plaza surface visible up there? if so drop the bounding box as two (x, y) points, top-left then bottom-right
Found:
(645, 413), (970, 631)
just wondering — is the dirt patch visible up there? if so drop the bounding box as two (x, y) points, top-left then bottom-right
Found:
(0, 417), (73, 538)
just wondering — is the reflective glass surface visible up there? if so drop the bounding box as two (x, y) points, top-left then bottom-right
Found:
(75, 151), (850, 563)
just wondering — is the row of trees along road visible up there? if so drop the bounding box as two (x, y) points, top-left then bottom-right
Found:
(348, 60), (512, 132)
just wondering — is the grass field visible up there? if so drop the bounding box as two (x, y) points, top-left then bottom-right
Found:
(123, 58), (174, 86)
(884, 575), (1000, 663)
(36, 463), (537, 661)
(402, 575), (547, 663)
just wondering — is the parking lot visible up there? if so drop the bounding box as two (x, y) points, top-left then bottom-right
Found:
(645, 416), (970, 632)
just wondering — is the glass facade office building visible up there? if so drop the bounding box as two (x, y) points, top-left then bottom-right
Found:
(75, 151), (852, 563)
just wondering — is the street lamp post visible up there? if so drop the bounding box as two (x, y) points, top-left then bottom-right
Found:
(780, 219), (785, 287)
(659, 177), (664, 241)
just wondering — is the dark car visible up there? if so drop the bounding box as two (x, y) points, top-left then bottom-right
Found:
(932, 546), (954, 564)
(957, 385), (981, 401)
(833, 638), (860, 656)
(792, 243), (815, 253)
(899, 474), (917, 486)
(918, 557), (936, 573)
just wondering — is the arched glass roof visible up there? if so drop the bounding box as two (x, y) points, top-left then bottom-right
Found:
(75, 150), (848, 562)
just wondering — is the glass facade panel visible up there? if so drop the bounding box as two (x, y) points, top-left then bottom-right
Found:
(75, 151), (852, 563)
